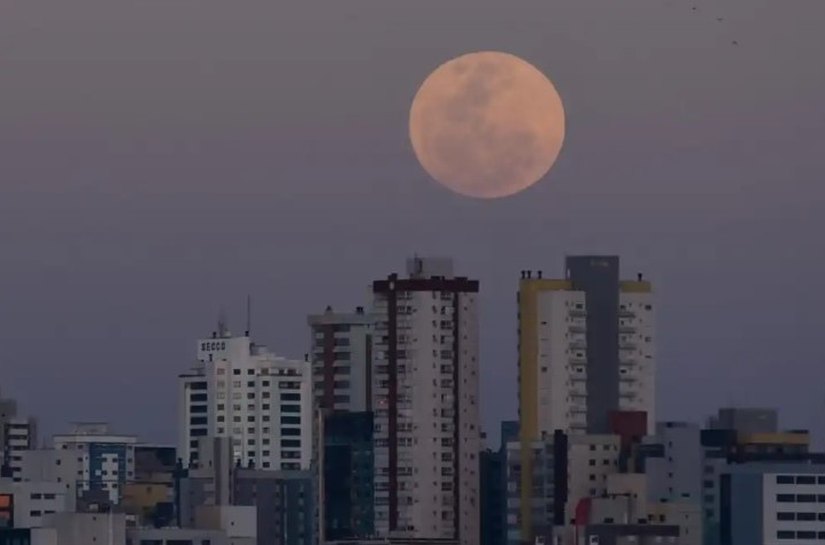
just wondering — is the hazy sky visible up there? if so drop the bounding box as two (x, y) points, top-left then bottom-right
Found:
(2, 0), (824, 446)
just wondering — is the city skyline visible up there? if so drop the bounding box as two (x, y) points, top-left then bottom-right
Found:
(3, 0), (825, 449)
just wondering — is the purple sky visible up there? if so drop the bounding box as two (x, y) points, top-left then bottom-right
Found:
(2, 0), (824, 446)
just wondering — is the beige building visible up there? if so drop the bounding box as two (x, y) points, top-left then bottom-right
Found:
(371, 257), (480, 545)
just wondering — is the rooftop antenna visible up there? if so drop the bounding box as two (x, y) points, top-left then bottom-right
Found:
(217, 306), (228, 338)
(245, 294), (252, 337)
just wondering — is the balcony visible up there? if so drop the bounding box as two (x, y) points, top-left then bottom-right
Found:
(618, 309), (636, 319)
(568, 324), (586, 334)
(569, 340), (587, 351)
(569, 308), (587, 318)
(618, 326), (636, 334)
(569, 357), (587, 365)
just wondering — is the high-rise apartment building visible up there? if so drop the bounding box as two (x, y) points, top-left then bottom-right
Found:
(178, 325), (312, 471)
(370, 257), (480, 545)
(516, 256), (654, 544)
(308, 306), (374, 412)
(518, 256), (655, 441)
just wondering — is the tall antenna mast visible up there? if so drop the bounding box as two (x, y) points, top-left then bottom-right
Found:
(245, 294), (252, 336)
(217, 306), (228, 337)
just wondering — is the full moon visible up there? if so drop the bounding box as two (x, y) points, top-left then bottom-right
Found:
(409, 51), (565, 199)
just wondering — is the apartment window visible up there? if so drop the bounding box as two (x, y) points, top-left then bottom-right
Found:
(281, 393), (301, 402)
(797, 476), (816, 485)
(776, 512), (794, 521)
(797, 512), (816, 521)
(247, 369), (255, 375)
(247, 381), (255, 387)
(281, 416), (301, 425)
(776, 531), (794, 539)
(798, 531), (816, 539)
(281, 405), (301, 413)
(798, 494), (816, 502)
(262, 404), (270, 410)
(233, 369), (241, 375)
(777, 494), (795, 502)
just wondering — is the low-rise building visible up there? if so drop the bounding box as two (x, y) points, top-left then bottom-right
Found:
(233, 468), (315, 545)
(0, 479), (69, 530)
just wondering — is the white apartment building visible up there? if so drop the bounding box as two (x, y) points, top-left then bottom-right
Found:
(0, 391), (37, 479)
(52, 423), (136, 506)
(3, 416), (37, 482)
(518, 256), (655, 441)
(370, 257), (480, 545)
(178, 326), (312, 471)
(307, 306), (375, 412)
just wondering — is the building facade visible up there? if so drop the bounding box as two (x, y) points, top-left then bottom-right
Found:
(308, 307), (375, 412)
(371, 257), (480, 545)
(233, 469), (315, 545)
(720, 466), (825, 545)
(0, 479), (69, 530)
(2, 418), (37, 483)
(645, 422), (702, 504)
(52, 423), (136, 506)
(323, 411), (374, 541)
(517, 257), (655, 441)
(0, 392), (37, 482)
(178, 326), (312, 471)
